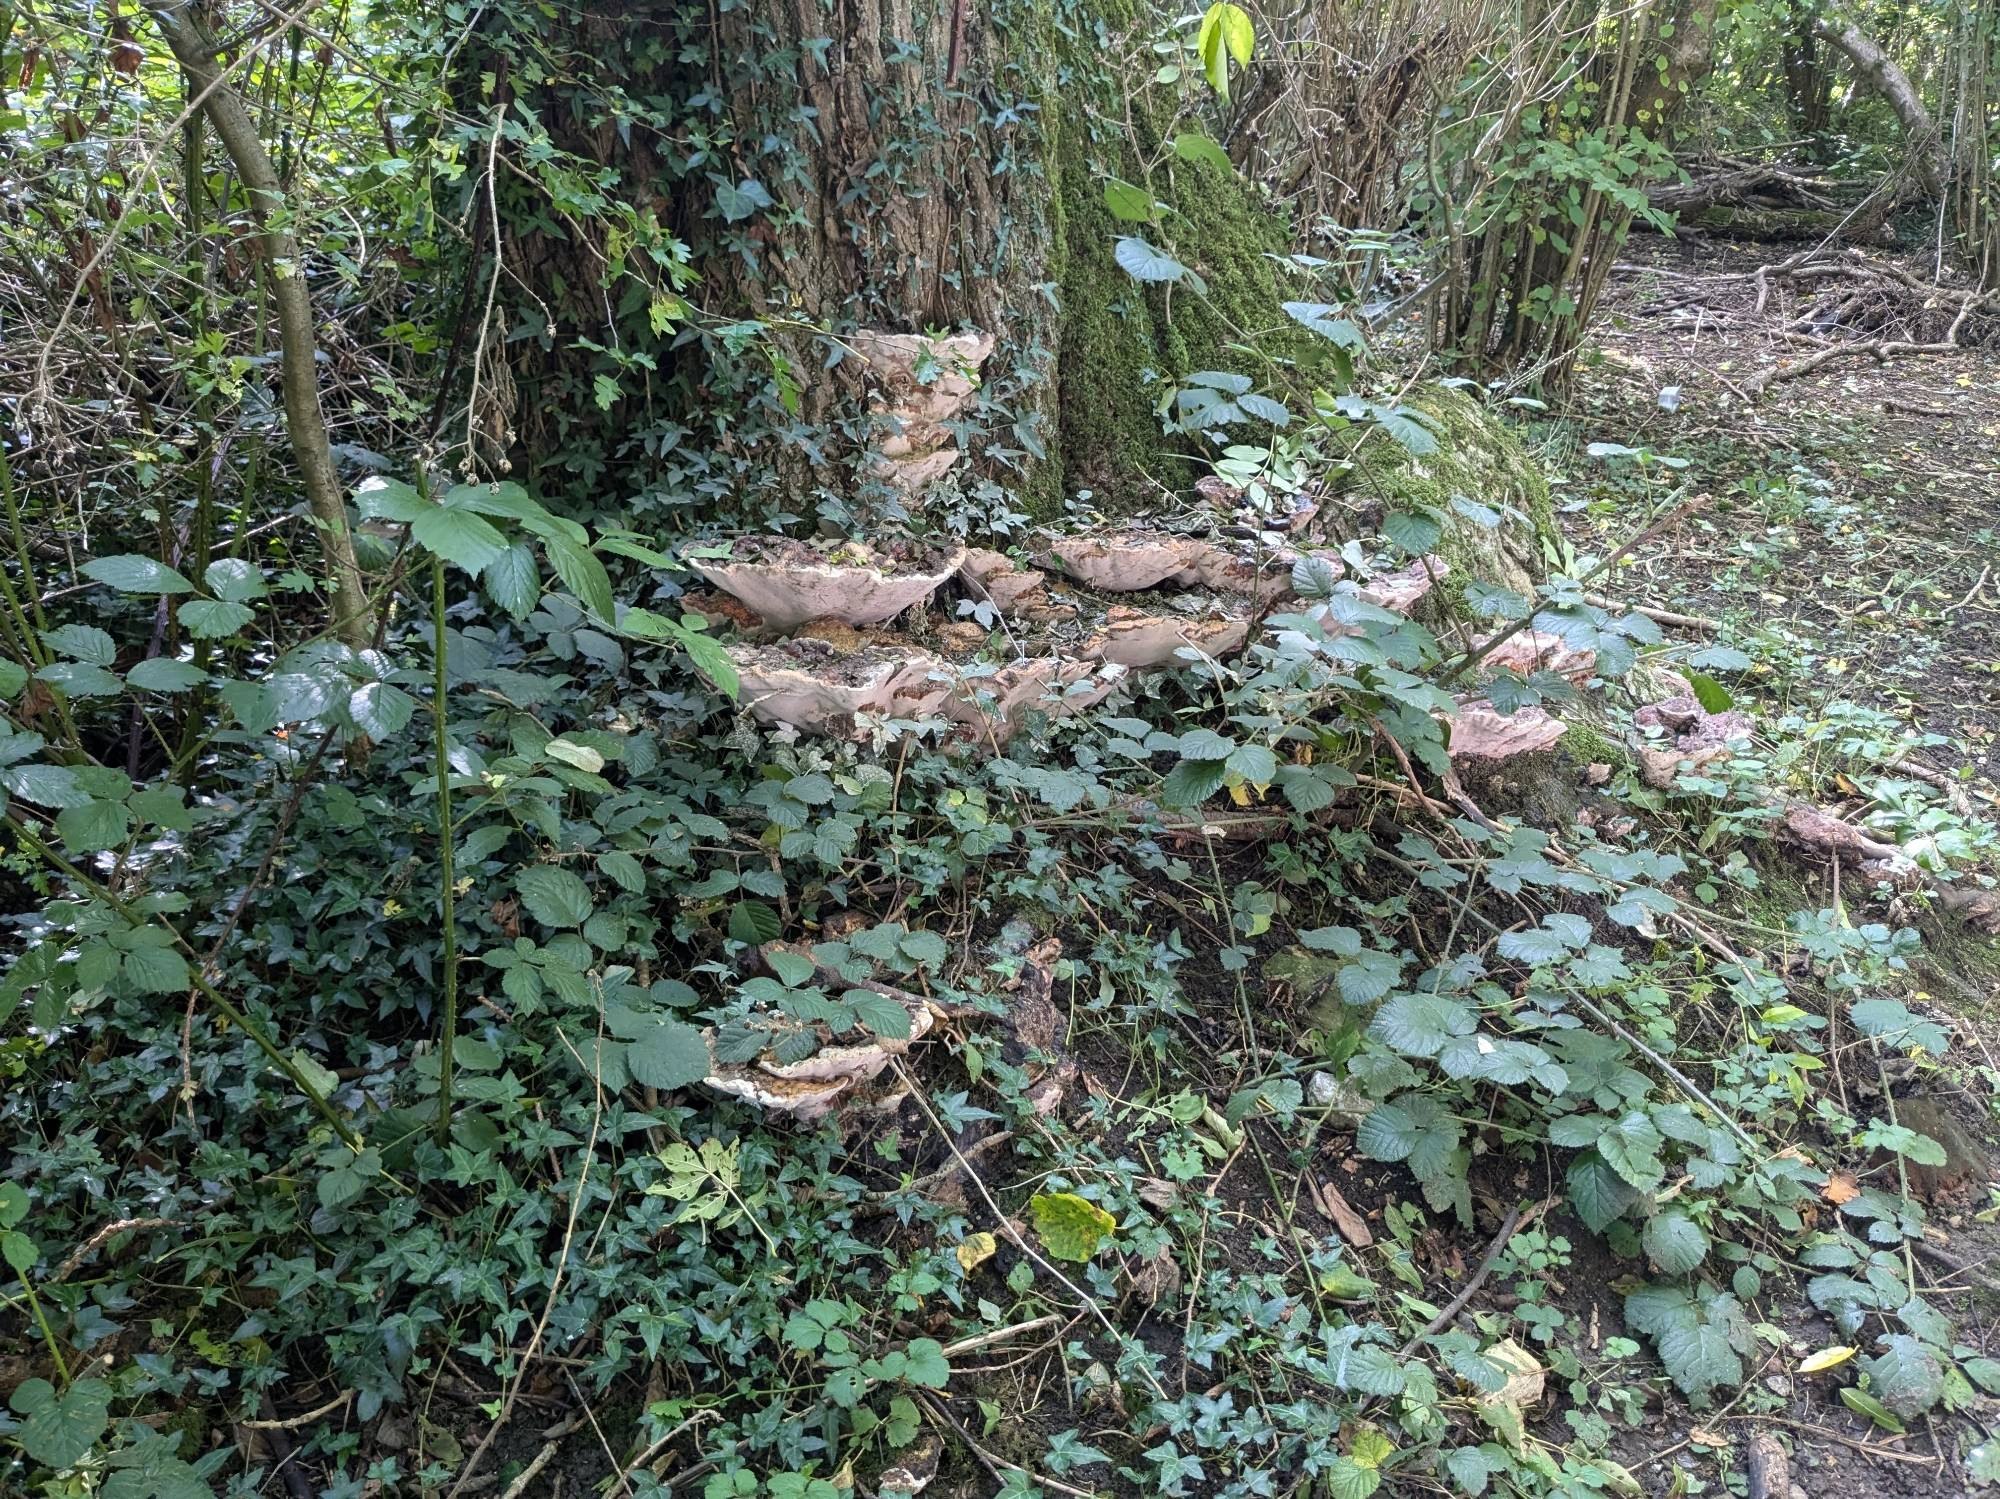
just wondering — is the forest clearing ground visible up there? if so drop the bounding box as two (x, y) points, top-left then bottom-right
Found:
(1512, 231), (2000, 1496)
(1572, 231), (2000, 780)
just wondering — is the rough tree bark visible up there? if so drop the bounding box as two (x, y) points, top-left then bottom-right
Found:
(143, 1), (374, 651)
(490, 0), (1329, 519)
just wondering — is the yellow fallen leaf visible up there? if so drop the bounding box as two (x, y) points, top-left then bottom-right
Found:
(955, 1231), (997, 1274)
(1800, 1345), (1856, 1374)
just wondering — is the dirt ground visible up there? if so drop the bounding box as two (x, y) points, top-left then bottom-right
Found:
(1553, 229), (2000, 1496)
(1565, 231), (2000, 778)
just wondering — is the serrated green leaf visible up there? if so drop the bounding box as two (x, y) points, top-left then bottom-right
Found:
(1567, 1151), (1638, 1231)
(14, 1378), (112, 1469)
(180, 599), (256, 639)
(203, 557), (268, 601)
(544, 532), (615, 620)
(124, 657), (206, 692)
(81, 555), (194, 594)
(1641, 1210), (1709, 1275)
(1686, 671), (1733, 714)
(412, 505), (508, 574)
(515, 866), (593, 929)
(483, 540), (541, 619)
(625, 1018), (711, 1090)
(348, 681), (417, 738)
(1861, 1334), (1944, 1419)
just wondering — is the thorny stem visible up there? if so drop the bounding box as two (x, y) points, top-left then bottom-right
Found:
(432, 552), (459, 1146)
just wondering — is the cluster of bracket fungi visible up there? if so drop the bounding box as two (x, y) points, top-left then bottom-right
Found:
(678, 329), (1599, 761)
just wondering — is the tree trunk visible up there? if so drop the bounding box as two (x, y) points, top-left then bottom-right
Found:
(1812, 16), (1944, 195)
(482, 0), (1322, 528)
(143, 1), (374, 651)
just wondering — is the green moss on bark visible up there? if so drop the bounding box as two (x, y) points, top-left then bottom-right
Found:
(1010, 0), (1326, 515)
(1349, 386), (1558, 598)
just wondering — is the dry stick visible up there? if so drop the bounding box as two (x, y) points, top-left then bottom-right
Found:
(914, 1391), (1095, 1499)
(242, 1390), (355, 1431)
(1398, 1200), (1541, 1352)
(143, 0), (372, 649)
(496, 1441), (559, 1499)
(48, 1217), (179, 1284)
(938, 1314), (1064, 1359)
(1579, 592), (1717, 633)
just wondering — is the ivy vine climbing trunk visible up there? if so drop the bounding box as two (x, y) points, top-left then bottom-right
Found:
(479, 0), (1325, 525)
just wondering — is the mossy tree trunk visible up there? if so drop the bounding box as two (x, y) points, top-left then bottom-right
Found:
(484, 0), (1320, 528)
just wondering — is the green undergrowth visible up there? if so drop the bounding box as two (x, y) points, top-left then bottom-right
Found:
(6, 472), (2000, 1495)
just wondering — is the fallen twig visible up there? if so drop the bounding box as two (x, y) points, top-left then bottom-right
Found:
(1581, 592), (1717, 633)
(1399, 1199), (1546, 1350)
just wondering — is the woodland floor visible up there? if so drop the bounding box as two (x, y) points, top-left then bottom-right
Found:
(1550, 231), (2000, 1496)
(354, 238), (2000, 1498)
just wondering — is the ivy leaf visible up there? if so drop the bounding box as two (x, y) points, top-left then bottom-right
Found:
(412, 506), (507, 574)
(515, 867), (594, 929)
(624, 1018), (711, 1091)
(1860, 1334), (1944, 1419)
(712, 177), (774, 223)
(1641, 1210), (1709, 1275)
(81, 555), (195, 594)
(1030, 1192), (1117, 1262)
